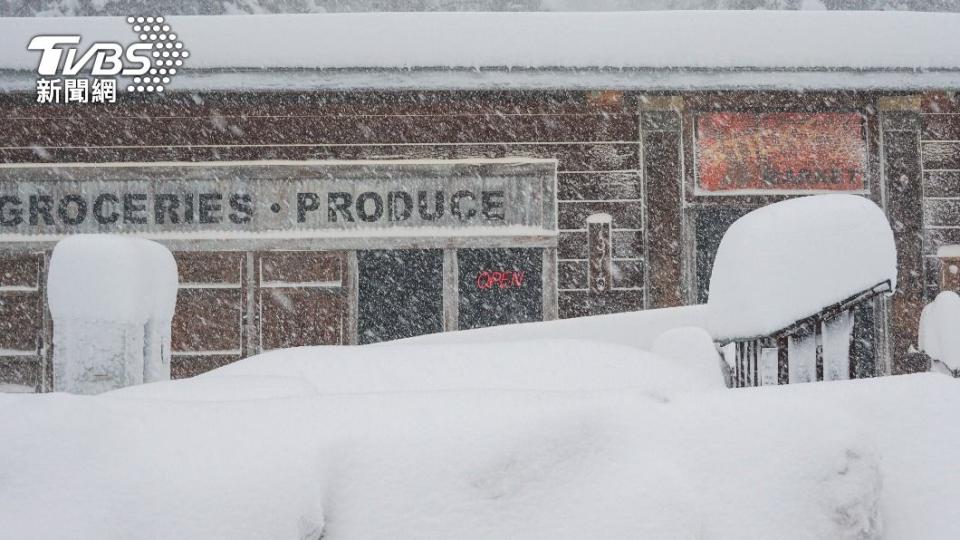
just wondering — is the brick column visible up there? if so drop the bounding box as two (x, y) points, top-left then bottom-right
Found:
(880, 96), (925, 374)
(641, 96), (685, 309)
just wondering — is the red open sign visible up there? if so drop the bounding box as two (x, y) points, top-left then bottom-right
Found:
(476, 270), (525, 290)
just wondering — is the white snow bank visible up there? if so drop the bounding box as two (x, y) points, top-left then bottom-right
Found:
(919, 291), (960, 373)
(17, 372), (960, 538)
(404, 304), (709, 351)
(108, 374), (319, 402)
(47, 235), (179, 393)
(708, 195), (896, 341)
(651, 326), (726, 389)
(1, 11), (960, 72)
(199, 338), (722, 398)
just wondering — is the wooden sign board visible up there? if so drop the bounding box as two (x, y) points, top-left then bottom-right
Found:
(696, 112), (867, 194)
(0, 160), (557, 237)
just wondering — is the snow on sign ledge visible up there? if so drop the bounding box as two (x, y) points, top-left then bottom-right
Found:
(707, 194), (896, 342)
(1, 11), (960, 72)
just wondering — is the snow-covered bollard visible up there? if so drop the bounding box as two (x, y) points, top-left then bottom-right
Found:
(48, 235), (178, 394)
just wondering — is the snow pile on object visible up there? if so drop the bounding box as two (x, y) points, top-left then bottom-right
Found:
(708, 195), (896, 341)
(47, 235), (178, 394)
(919, 291), (960, 374)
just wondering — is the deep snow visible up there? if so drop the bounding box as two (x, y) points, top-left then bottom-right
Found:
(0, 339), (957, 539)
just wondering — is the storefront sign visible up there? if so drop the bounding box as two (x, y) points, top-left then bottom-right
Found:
(696, 112), (867, 193)
(476, 270), (526, 290)
(0, 160), (557, 236)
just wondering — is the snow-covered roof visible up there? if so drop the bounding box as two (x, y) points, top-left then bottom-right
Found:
(2, 11), (960, 91)
(707, 194), (897, 342)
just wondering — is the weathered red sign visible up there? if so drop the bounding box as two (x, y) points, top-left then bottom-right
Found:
(696, 112), (867, 193)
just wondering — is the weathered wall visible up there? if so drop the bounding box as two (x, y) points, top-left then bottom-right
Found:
(0, 88), (952, 389)
(0, 90), (645, 386)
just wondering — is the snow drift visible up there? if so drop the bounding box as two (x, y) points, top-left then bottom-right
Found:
(15, 343), (960, 540)
(1, 331), (957, 539)
(708, 194), (896, 341)
(405, 304), (709, 351)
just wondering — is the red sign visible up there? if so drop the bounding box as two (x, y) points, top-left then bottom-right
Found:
(696, 112), (867, 193)
(476, 270), (525, 290)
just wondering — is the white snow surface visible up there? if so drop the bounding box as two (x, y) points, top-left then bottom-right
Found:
(404, 304), (709, 351)
(202, 339), (722, 398)
(650, 326), (726, 390)
(708, 195), (896, 341)
(1, 11), (960, 72)
(1, 338), (958, 538)
(919, 291), (960, 373)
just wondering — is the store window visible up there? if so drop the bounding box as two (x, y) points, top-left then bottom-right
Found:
(171, 252), (245, 377)
(358, 249), (444, 344)
(259, 251), (346, 350)
(457, 248), (543, 331)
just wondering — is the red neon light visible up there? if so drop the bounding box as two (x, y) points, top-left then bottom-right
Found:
(476, 270), (525, 290)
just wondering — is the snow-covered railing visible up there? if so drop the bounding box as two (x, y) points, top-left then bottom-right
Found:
(724, 280), (892, 388)
(930, 357), (959, 378)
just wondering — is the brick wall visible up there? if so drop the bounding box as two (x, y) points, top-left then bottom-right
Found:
(0, 91), (646, 320)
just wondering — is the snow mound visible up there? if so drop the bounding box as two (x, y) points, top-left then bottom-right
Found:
(18, 374), (958, 538)
(708, 195), (896, 341)
(919, 291), (960, 373)
(206, 338), (718, 399)
(108, 374), (319, 402)
(404, 304), (709, 351)
(650, 327), (726, 389)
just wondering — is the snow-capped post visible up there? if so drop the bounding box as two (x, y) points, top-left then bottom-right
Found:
(587, 213), (613, 294)
(47, 235), (178, 394)
(707, 195), (897, 387)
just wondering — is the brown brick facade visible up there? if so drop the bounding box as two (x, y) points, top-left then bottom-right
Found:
(0, 89), (956, 389)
